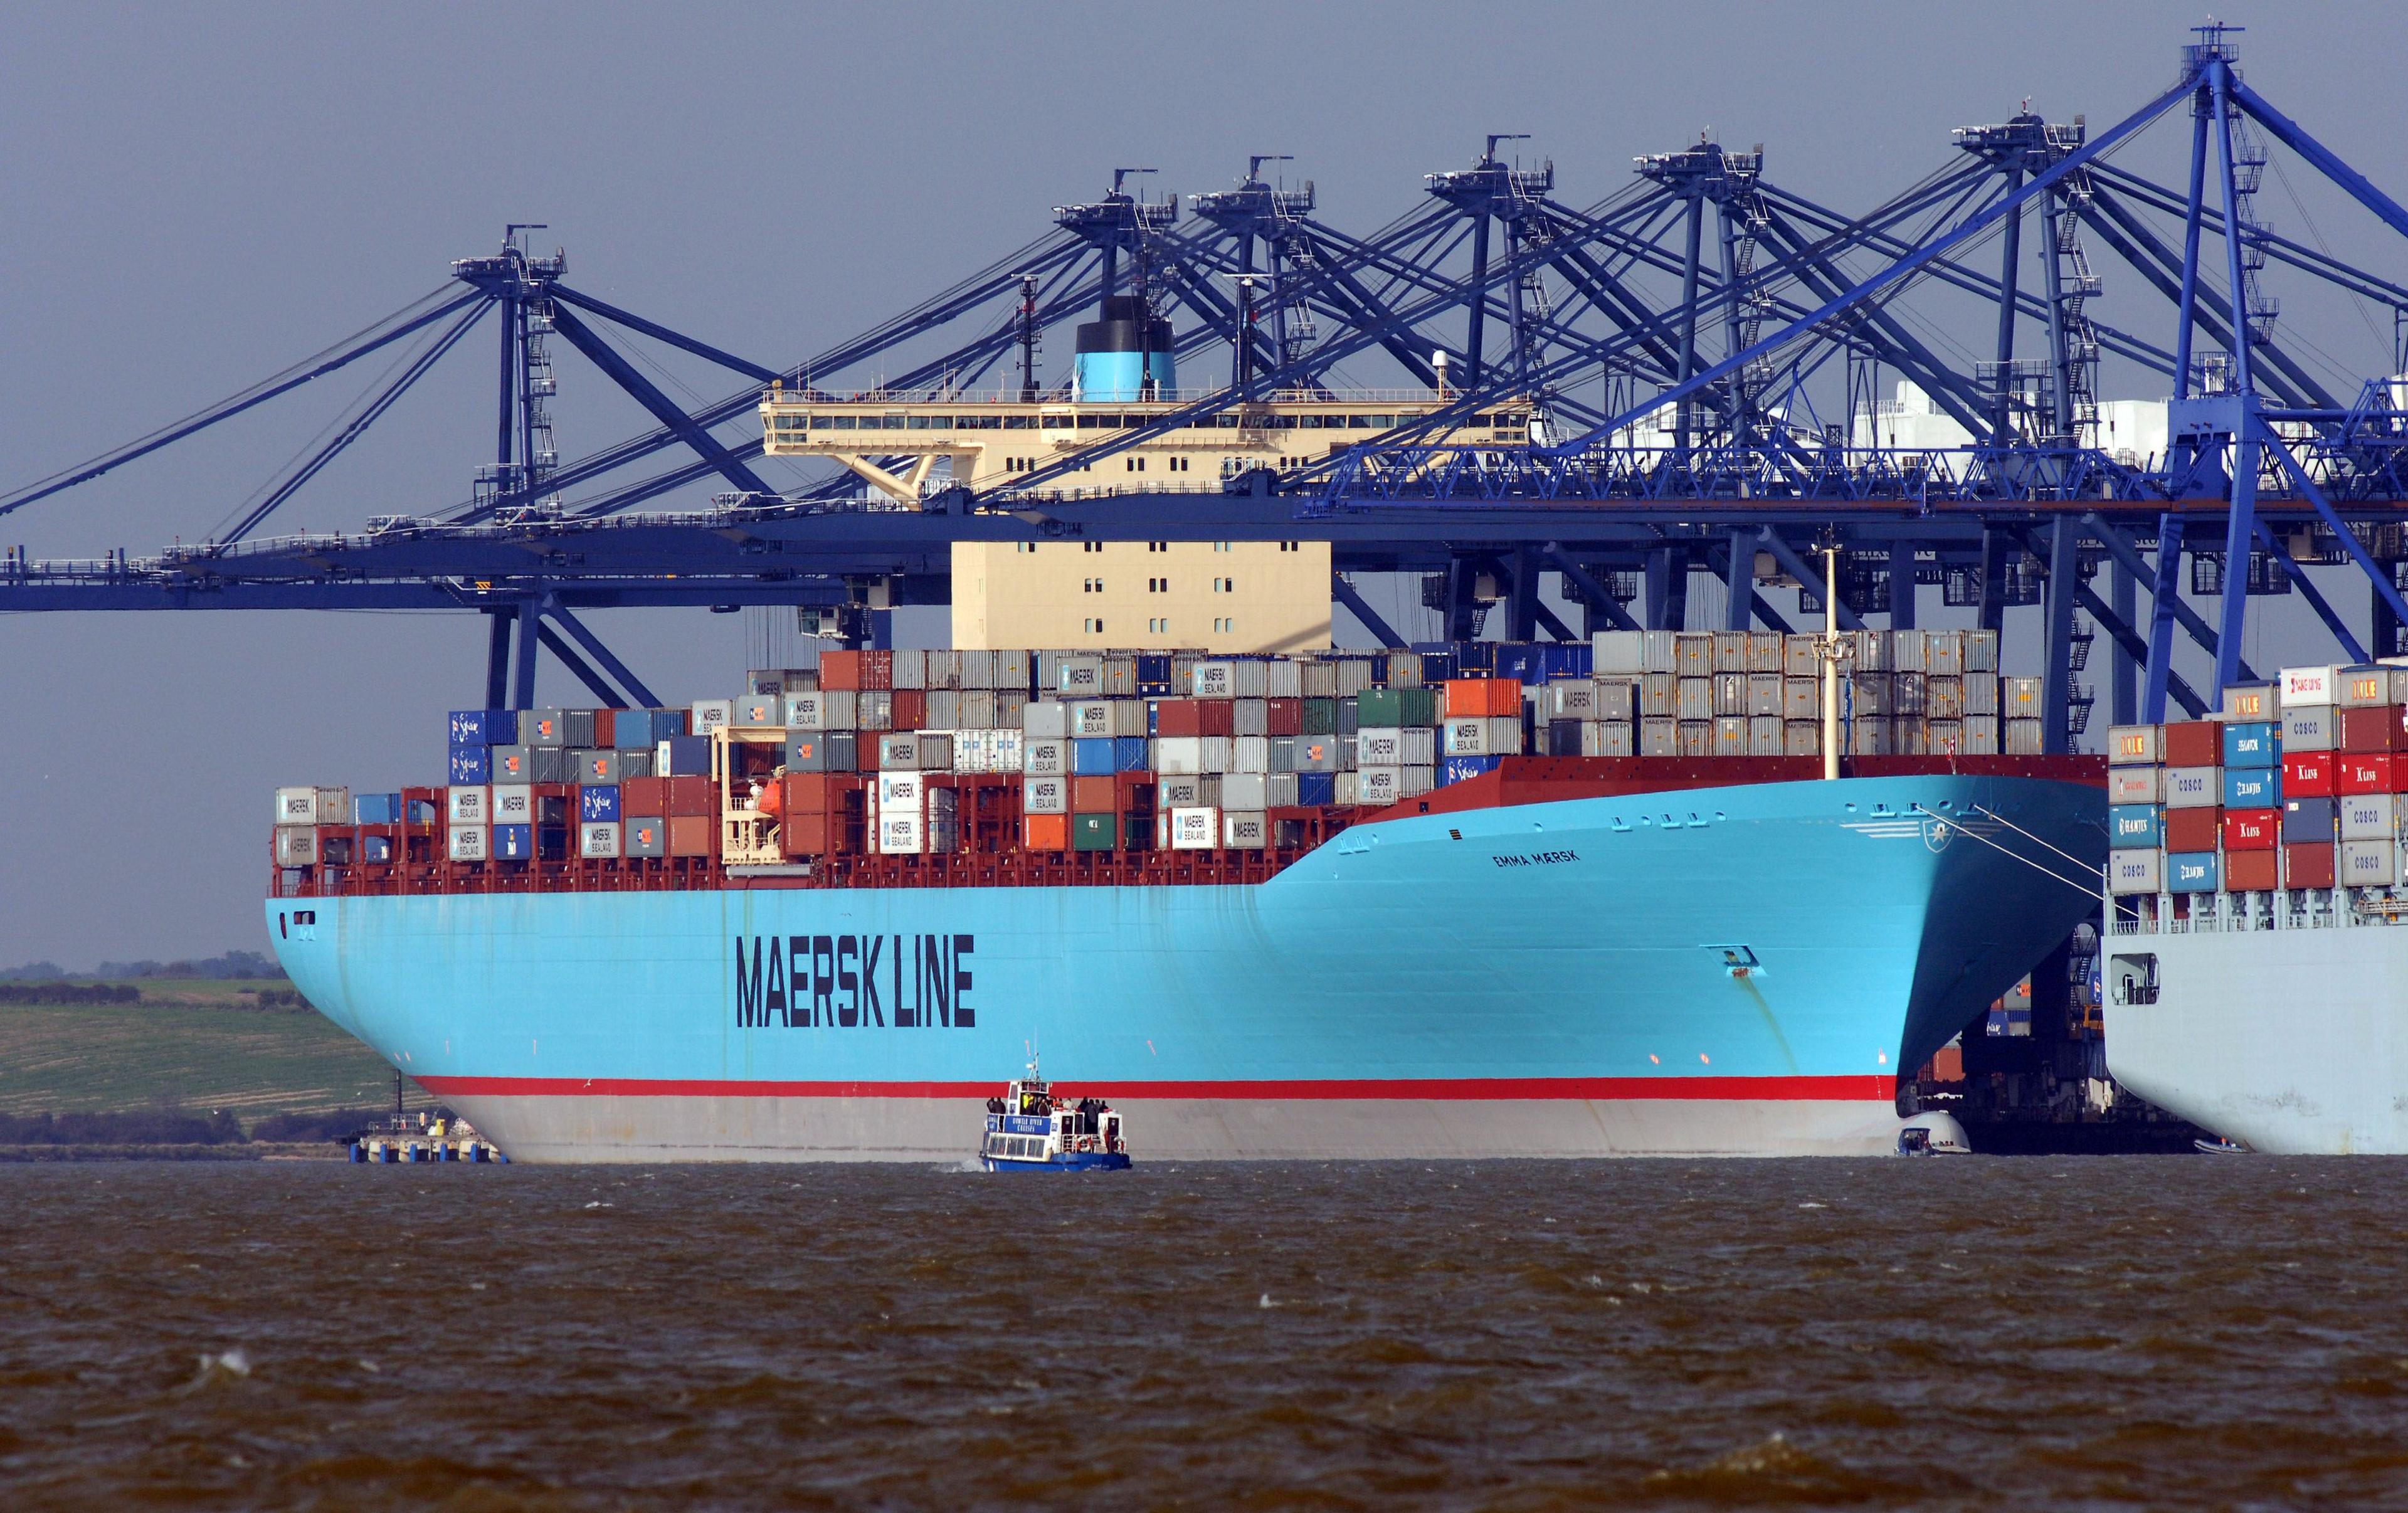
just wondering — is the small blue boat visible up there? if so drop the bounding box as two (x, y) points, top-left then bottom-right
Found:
(980, 1057), (1131, 1172)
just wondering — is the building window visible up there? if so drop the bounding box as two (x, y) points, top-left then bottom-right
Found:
(1084, 577), (1104, 593)
(1214, 617), (1234, 633)
(1148, 577), (1166, 593)
(1015, 542), (1035, 554)
(1214, 542), (1231, 552)
(1084, 618), (1105, 635)
(1279, 540), (1299, 552)
(1084, 540), (1103, 552)
(1149, 617), (1168, 633)
(1148, 540), (1166, 552)
(1211, 577), (1235, 593)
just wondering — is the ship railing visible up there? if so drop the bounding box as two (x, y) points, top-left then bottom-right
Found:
(760, 386), (1457, 407)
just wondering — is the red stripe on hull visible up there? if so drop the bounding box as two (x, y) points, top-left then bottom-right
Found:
(416, 1073), (1896, 1102)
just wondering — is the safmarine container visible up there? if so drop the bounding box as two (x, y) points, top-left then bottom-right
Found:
(2108, 848), (2163, 894)
(2340, 839), (2400, 887)
(579, 786), (621, 824)
(2340, 794), (2402, 841)
(2110, 804), (2163, 848)
(2283, 796), (2338, 844)
(1442, 754), (1503, 786)
(579, 821), (621, 859)
(2222, 723), (2278, 767)
(493, 784), (533, 824)
(447, 747), (492, 785)
(2223, 767), (2279, 809)
(2162, 767), (2219, 808)
(2167, 851), (2218, 892)
(449, 709), (512, 747)
(448, 824), (488, 862)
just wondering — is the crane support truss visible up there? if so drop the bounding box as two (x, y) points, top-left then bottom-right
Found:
(9, 24), (2408, 736)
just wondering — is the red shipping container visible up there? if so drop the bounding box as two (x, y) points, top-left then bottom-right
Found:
(594, 709), (617, 749)
(1445, 678), (1523, 718)
(890, 690), (927, 730)
(1116, 772), (1154, 810)
(667, 815), (716, 858)
(1198, 699), (1235, 737)
(1155, 699), (1203, 737)
(2338, 753), (2408, 794)
(2164, 806), (2222, 853)
(1071, 774), (1117, 812)
(2222, 809), (2279, 851)
(2284, 843), (2337, 889)
(1024, 813), (1068, 851)
(2162, 720), (2223, 767)
(782, 772), (838, 814)
(665, 776), (716, 816)
(622, 775), (667, 816)
(2223, 848), (2280, 891)
(1266, 697), (1302, 737)
(820, 650), (863, 691)
(2340, 705), (2407, 754)
(781, 813), (833, 858)
(2284, 749), (2337, 797)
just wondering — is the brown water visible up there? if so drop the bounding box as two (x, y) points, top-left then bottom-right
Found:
(4, 1159), (2405, 1510)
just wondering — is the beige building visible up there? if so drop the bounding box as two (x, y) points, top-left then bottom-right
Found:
(951, 539), (1331, 654)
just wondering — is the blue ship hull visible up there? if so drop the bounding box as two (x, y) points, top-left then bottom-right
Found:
(269, 774), (2104, 1161)
(982, 1152), (1133, 1172)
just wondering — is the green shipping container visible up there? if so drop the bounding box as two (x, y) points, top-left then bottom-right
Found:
(1301, 698), (1338, 735)
(1072, 813), (1118, 851)
(1356, 687), (1439, 727)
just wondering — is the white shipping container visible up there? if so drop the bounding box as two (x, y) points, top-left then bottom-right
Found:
(1928, 631), (1965, 677)
(1356, 727), (1438, 766)
(273, 826), (318, 867)
(275, 785), (352, 826)
(2108, 848), (2164, 895)
(1783, 677), (1819, 721)
(1231, 699), (1269, 738)
(877, 772), (925, 811)
(1070, 699), (1146, 737)
(1580, 720), (1635, 757)
(448, 824), (488, 862)
(2005, 717), (2045, 755)
(2340, 838), (2399, 887)
(1200, 735), (1233, 773)
(1963, 677), (2000, 716)
(1222, 811), (1268, 850)
(1023, 737), (1068, 776)
(1594, 679), (1636, 722)
(2282, 665), (2340, 707)
(493, 784), (532, 823)
(2106, 724), (2163, 766)
(1023, 776), (1067, 814)
(2283, 707), (2337, 751)
(2341, 794), (2402, 841)
(690, 699), (734, 731)
(1965, 629), (2000, 673)
(1232, 735), (1270, 773)
(2106, 767), (2162, 804)
(1713, 715), (1748, 756)
(1156, 736), (1205, 776)
(1546, 680), (1600, 719)
(1442, 717), (1523, 756)
(1168, 807), (1219, 850)
(2162, 766), (2219, 808)
(1640, 673), (1678, 719)
(1640, 717), (1678, 757)
(1962, 715), (2000, 755)
(579, 821), (621, 859)
(1784, 721), (1820, 757)
(1023, 701), (1071, 739)
(1593, 631), (1645, 675)
(875, 813), (924, 855)
(877, 732), (922, 769)
(446, 786), (490, 825)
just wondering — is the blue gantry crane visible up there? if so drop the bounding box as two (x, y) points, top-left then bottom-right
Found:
(8, 23), (2408, 742)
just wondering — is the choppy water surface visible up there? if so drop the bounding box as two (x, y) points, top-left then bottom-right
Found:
(5, 1159), (2406, 1510)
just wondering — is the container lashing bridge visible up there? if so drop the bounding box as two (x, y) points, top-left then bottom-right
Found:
(8, 23), (2408, 746)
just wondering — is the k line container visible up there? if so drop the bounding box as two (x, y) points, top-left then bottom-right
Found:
(2222, 684), (2277, 721)
(2222, 809), (2278, 850)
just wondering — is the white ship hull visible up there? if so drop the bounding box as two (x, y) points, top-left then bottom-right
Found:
(2105, 920), (2408, 1154)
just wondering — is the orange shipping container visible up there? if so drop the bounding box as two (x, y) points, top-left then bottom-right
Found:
(1071, 774), (1118, 812)
(1024, 813), (1068, 851)
(781, 813), (833, 858)
(1445, 678), (1523, 718)
(2162, 719), (2222, 767)
(891, 690), (927, 730)
(820, 649), (863, 691)
(2223, 848), (2280, 891)
(667, 815), (716, 858)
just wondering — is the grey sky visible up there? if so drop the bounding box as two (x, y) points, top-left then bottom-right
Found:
(3, 1), (2402, 966)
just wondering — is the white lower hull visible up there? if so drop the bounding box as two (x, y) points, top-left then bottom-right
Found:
(444, 1092), (1906, 1162)
(2106, 924), (2408, 1154)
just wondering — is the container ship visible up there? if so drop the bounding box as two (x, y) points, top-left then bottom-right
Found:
(267, 630), (2107, 1162)
(2103, 665), (2408, 1154)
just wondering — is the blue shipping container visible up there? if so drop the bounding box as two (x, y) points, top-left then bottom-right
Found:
(2108, 804), (2163, 848)
(1112, 735), (1149, 772)
(1494, 645), (1548, 687)
(662, 735), (711, 777)
(351, 793), (398, 825)
(1296, 771), (1338, 807)
(1138, 654), (1173, 695)
(2167, 851), (2219, 892)
(2282, 796), (2338, 843)
(615, 710), (655, 750)
(2224, 767), (2280, 809)
(449, 709), (515, 747)
(448, 747), (492, 785)
(580, 785), (621, 823)
(494, 823), (536, 860)
(1072, 738), (1117, 776)
(2222, 722), (2278, 768)
(1441, 754), (1503, 786)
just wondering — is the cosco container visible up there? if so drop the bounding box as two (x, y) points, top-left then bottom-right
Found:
(2109, 804), (2163, 848)
(2340, 794), (2402, 841)
(2108, 848), (2163, 895)
(2161, 767), (2219, 809)
(2340, 839), (2400, 887)
(2282, 707), (2337, 751)
(2167, 851), (2218, 893)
